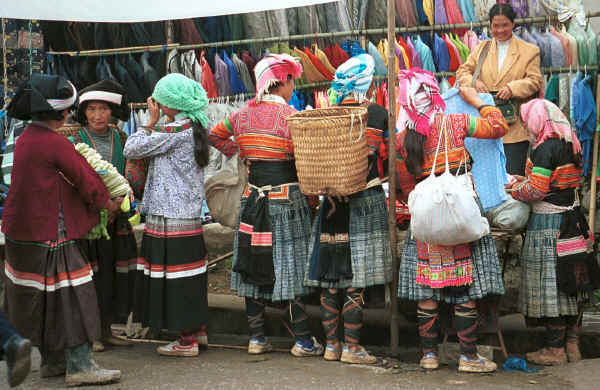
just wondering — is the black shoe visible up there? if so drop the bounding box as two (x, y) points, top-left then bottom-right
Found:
(4, 335), (32, 387)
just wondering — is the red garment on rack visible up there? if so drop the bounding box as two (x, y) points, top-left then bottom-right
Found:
(200, 52), (218, 98)
(443, 0), (466, 35)
(241, 50), (258, 84)
(397, 36), (413, 69)
(178, 19), (204, 45)
(443, 34), (460, 85)
(324, 44), (350, 69)
(304, 47), (334, 80)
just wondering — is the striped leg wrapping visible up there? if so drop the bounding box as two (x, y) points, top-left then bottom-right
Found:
(289, 298), (311, 342)
(320, 289), (341, 343)
(417, 308), (440, 354)
(455, 305), (478, 356)
(343, 289), (364, 345)
(246, 298), (266, 339)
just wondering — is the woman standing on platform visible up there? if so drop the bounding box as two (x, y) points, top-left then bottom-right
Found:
(456, 3), (543, 175)
(75, 80), (137, 352)
(210, 54), (324, 357)
(3, 74), (121, 386)
(510, 99), (600, 365)
(305, 54), (392, 365)
(124, 73), (210, 357)
(396, 69), (507, 373)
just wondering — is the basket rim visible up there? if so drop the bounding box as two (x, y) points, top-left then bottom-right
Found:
(286, 107), (368, 121)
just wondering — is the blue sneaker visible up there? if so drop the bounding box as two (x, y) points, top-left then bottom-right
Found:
(290, 336), (324, 357)
(248, 337), (273, 355)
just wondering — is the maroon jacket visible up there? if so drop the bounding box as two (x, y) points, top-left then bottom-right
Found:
(2, 123), (109, 241)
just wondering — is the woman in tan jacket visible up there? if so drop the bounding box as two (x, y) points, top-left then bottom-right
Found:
(456, 3), (543, 175)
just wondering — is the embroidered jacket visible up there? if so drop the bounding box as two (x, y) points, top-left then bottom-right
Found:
(511, 138), (582, 206)
(396, 106), (508, 198)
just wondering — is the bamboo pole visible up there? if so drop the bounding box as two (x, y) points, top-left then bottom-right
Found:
(113, 336), (289, 353)
(589, 74), (600, 235)
(45, 12), (600, 57)
(386, 0), (400, 356)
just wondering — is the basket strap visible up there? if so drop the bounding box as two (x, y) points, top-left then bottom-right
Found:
(248, 182), (299, 197)
(348, 112), (364, 143)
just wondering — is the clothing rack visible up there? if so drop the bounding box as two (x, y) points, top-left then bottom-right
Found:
(42, 11), (600, 57)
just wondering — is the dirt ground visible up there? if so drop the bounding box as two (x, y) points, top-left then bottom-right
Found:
(207, 253), (234, 295)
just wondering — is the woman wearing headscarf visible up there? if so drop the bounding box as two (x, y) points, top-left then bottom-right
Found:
(124, 73), (210, 357)
(74, 80), (137, 352)
(210, 54), (324, 357)
(395, 69), (508, 373)
(2, 74), (121, 385)
(510, 99), (600, 366)
(304, 54), (392, 364)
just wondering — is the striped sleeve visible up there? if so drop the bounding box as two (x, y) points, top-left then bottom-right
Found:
(209, 115), (239, 158)
(511, 160), (551, 201)
(467, 106), (509, 139)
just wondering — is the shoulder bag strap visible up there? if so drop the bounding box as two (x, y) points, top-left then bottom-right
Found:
(471, 40), (492, 88)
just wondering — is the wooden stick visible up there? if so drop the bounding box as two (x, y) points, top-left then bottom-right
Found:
(386, 0), (400, 357)
(208, 251), (233, 267)
(590, 74), (600, 235)
(113, 335), (289, 353)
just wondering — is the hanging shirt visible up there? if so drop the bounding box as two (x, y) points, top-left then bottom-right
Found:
(434, 0), (449, 24)
(200, 52), (219, 99)
(397, 37), (413, 68)
(407, 37), (422, 69)
(545, 74), (560, 105)
(414, 36), (436, 72)
(232, 53), (255, 93)
(442, 88), (507, 211)
(214, 53), (233, 97)
(368, 41), (388, 76)
(574, 73), (597, 176)
(222, 51), (246, 95)
(433, 33), (450, 72)
(458, 0), (477, 22)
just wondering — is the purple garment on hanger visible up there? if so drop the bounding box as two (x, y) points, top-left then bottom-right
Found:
(510, 0), (529, 18)
(394, 45), (407, 69)
(434, 0), (449, 25)
(407, 37), (422, 68)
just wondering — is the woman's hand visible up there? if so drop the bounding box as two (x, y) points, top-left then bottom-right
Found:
(105, 197), (124, 225)
(459, 86), (484, 109)
(473, 80), (489, 93)
(146, 97), (160, 129)
(496, 85), (513, 100)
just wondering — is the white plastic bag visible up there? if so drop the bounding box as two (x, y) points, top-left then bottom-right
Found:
(408, 117), (490, 246)
(486, 197), (530, 231)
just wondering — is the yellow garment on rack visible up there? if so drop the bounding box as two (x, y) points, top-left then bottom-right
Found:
(312, 43), (336, 75)
(268, 43), (308, 85)
(378, 39), (399, 74)
(294, 46), (328, 83)
(423, 0), (434, 26)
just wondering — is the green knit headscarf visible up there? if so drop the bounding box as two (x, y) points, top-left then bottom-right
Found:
(151, 73), (209, 128)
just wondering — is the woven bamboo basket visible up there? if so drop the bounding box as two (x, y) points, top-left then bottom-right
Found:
(287, 106), (369, 196)
(56, 124), (82, 139)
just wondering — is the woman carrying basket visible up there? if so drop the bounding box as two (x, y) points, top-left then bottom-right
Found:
(395, 69), (508, 373)
(209, 54), (324, 357)
(304, 54), (392, 364)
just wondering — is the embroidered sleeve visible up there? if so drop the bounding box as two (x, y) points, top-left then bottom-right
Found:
(466, 106), (508, 139)
(209, 115), (239, 158)
(511, 143), (554, 201)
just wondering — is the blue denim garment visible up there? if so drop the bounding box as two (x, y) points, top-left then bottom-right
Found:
(574, 73), (596, 176)
(442, 88), (507, 211)
(222, 51), (246, 95)
(433, 33), (450, 72)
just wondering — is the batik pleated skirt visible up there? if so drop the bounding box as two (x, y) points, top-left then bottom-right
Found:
(231, 184), (312, 302)
(304, 186), (393, 289)
(134, 215), (208, 333)
(519, 212), (578, 318)
(398, 230), (505, 304)
(79, 213), (138, 325)
(4, 234), (101, 352)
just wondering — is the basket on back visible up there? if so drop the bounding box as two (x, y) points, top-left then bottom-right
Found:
(287, 106), (369, 196)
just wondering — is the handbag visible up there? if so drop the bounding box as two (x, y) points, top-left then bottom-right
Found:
(472, 41), (518, 125)
(408, 116), (490, 246)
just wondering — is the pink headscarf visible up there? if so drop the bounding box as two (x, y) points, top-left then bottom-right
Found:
(520, 98), (582, 155)
(253, 54), (303, 103)
(396, 68), (445, 137)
